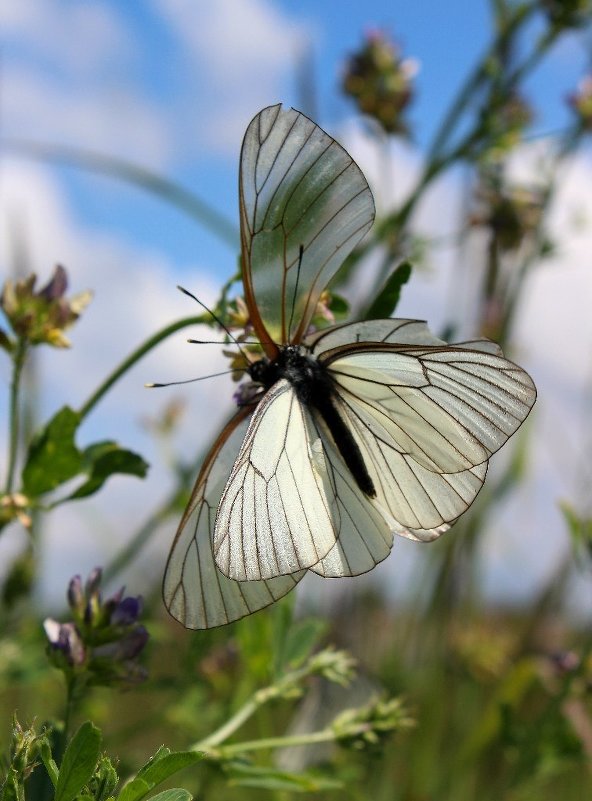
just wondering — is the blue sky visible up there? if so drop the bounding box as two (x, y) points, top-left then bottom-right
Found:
(1, 0), (592, 607)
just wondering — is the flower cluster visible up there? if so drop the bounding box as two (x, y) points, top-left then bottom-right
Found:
(44, 567), (148, 687)
(474, 92), (534, 162)
(470, 181), (545, 252)
(568, 75), (592, 131)
(331, 696), (414, 751)
(0, 492), (32, 530)
(342, 30), (417, 136)
(0, 265), (92, 351)
(541, 0), (592, 29)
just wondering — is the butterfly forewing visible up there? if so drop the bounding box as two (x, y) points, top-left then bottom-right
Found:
(239, 104), (375, 347)
(163, 411), (304, 629)
(213, 380), (342, 581)
(213, 381), (396, 582)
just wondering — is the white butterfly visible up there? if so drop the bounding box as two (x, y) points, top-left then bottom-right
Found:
(163, 104), (536, 629)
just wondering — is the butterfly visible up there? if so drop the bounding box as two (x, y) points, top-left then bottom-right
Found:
(163, 104), (536, 629)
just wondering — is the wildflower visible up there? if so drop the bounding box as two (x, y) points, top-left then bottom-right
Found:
(0, 492), (32, 530)
(311, 291), (336, 328)
(226, 296), (251, 331)
(43, 567), (148, 687)
(541, 0), (592, 29)
(44, 619), (86, 668)
(470, 181), (544, 252)
(331, 696), (414, 751)
(343, 30), (417, 136)
(568, 75), (592, 131)
(0, 265), (92, 350)
(475, 92), (534, 162)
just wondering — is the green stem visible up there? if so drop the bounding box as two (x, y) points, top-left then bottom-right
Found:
(210, 728), (337, 758)
(3, 141), (239, 249)
(425, 1), (536, 163)
(5, 338), (28, 494)
(54, 675), (77, 765)
(195, 695), (264, 751)
(102, 486), (185, 583)
(77, 315), (207, 421)
(193, 661), (323, 751)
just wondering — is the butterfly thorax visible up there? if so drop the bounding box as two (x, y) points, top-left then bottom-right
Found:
(248, 345), (376, 498)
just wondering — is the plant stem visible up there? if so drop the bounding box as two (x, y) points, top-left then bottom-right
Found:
(3, 141), (239, 248)
(102, 486), (185, 583)
(193, 661), (324, 751)
(211, 728), (337, 758)
(77, 315), (207, 421)
(5, 338), (27, 494)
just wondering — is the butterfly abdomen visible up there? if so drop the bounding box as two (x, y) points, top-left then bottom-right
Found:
(251, 346), (376, 499)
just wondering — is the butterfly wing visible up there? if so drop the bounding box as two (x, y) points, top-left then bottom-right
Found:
(308, 319), (535, 542)
(239, 104), (375, 349)
(213, 379), (394, 581)
(163, 410), (304, 629)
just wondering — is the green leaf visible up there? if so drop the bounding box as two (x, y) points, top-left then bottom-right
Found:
(274, 614), (327, 676)
(54, 721), (101, 801)
(224, 762), (342, 792)
(145, 792), (192, 801)
(69, 442), (149, 500)
(136, 751), (203, 785)
(117, 778), (150, 801)
(89, 754), (119, 801)
(283, 618), (327, 669)
(363, 261), (412, 320)
(39, 739), (59, 788)
(117, 749), (203, 801)
(22, 406), (82, 496)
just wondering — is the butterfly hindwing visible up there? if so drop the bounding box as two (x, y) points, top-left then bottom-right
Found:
(163, 411), (304, 629)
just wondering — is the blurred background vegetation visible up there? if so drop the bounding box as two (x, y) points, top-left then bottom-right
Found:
(2, 1), (592, 799)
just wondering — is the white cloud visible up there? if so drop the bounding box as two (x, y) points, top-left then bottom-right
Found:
(0, 162), (236, 601)
(153, 0), (310, 154)
(0, 0), (136, 77)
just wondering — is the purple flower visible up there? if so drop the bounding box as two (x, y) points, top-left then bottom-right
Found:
(110, 596), (143, 626)
(44, 568), (149, 687)
(43, 619), (86, 667)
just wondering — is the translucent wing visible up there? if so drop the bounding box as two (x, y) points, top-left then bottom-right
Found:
(306, 422), (395, 578)
(317, 321), (536, 475)
(328, 392), (489, 540)
(213, 380), (340, 580)
(239, 104), (375, 348)
(163, 411), (304, 629)
(213, 380), (394, 581)
(307, 319), (449, 354)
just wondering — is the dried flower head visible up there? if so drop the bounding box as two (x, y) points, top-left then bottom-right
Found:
(0, 265), (92, 349)
(343, 30), (417, 136)
(471, 181), (544, 252)
(568, 75), (592, 131)
(541, 0), (592, 29)
(0, 493), (32, 530)
(475, 92), (534, 162)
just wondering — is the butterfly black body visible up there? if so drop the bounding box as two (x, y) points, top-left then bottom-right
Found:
(248, 345), (376, 499)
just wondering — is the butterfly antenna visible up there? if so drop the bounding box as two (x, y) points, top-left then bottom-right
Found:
(177, 285), (250, 359)
(287, 245), (304, 342)
(146, 368), (245, 388)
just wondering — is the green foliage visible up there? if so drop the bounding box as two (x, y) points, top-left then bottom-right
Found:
(362, 261), (412, 320)
(117, 748), (203, 801)
(222, 762), (343, 792)
(21, 406), (148, 502)
(54, 722), (102, 801)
